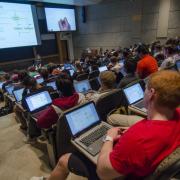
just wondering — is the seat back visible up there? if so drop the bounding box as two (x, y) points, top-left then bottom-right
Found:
(95, 89), (125, 121)
(89, 78), (101, 91)
(145, 147), (180, 180)
(88, 70), (99, 80)
(76, 73), (89, 81)
(56, 113), (76, 159)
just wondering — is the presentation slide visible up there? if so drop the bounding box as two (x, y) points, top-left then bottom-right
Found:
(45, 7), (76, 32)
(0, 2), (41, 49)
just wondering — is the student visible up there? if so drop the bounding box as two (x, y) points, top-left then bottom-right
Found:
(108, 56), (122, 74)
(117, 57), (139, 88)
(2, 73), (12, 93)
(136, 44), (158, 79)
(31, 70), (180, 180)
(37, 76), (86, 129)
(86, 71), (116, 103)
(72, 61), (84, 79)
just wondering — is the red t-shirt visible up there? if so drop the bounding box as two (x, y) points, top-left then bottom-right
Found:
(109, 108), (180, 179)
(137, 54), (158, 79)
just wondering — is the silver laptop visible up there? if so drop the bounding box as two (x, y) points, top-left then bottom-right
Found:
(98, 66), (108, 72)
(36, 77), (44, 84)
(123, 83), (147, 113)
(13, 88), (24, 103)
(74, 80), (91, 94)
(25, 90), (52, 119)
(65, 102), (111, 156)
(46, 81), (57, 90)
(5, 84), (14, 96)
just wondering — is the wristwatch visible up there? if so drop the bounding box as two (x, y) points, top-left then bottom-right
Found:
(103, 135), (113, 143)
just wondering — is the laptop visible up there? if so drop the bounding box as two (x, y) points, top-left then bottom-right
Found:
(46, 81), (57, 90)
(36, 77), (44, 84)
(123, 83), (147, 113)
(74, 80), (91, 94)
(25, 90), (52, 119)
(0, 82), (4, 89)
(65, 102), (111, 157)
(5, 84), (14, 96)
(175, 60), (180, 72)
(13, 88), (24, 103)
(69, 69), (75, 77)
(98, 66), (108, 72)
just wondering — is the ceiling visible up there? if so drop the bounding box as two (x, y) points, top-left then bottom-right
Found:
(29, 0), (103, 6)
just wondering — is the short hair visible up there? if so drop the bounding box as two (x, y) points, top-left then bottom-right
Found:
(110, 56), (118, 64)
(99, 71), (116, 89)
(136, 44), (149, 55)
(56, 77), (74, 97)
(124, 58), (137, 74)
(39, 68), (49, 80)
(147, 70), (180, 109)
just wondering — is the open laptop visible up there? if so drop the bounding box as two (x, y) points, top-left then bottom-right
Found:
(0, 82), (4, 89)
(175, 60), (180, 72)
(65, 102), (111, 157)
(123, 82), (147, 113)
(5, 84), (14, 96)
(74, 80), (91, 94)
(36, 77), (44, 84)
(13, 88), (24, 103)
(98, 66), (108, 72)
(24, 90), (52, 119)
(46, 81), (57, 90)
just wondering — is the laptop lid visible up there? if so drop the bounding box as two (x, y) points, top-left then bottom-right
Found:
(74, 80), (91, 93)
(13, 88), (24, 102)
(36, 77), (44, 84)
(0, 82), (4, 89)
(46, 81), (57, 90)
(25, 90), (52, 113)
(176, 60), (180, 71)
(123, 83), (144, 105)
(65, 102), (100, 138)
(5, 85), (14, 95)
(98, 66), (108, 72)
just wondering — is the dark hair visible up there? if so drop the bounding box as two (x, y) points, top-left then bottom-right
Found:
(4, 73), (10, 81)
(110, 56), (118, 63)
(164, 45), (176, 55)
(22, 76), (37, 89)
(56, 77), (74, 97)
(136, 44), (149, 55)
(39, 68), (49, 80)
(18, 70), (29, 81)
(124, 58), (137, 74)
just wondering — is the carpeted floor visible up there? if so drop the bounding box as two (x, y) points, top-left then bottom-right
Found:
(0, 112), (86, 180)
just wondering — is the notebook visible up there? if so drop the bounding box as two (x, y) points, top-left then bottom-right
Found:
(25, 90), (52, 119)
(74, 80), (91, 94)
(5, 85), (14, 95)
(98, 66), (108, 72)
(65, 102), (111, 157)
(123, 83), (147, 113)
(46, 81), (57, 90)
(13, 88), (24, 103)
(36, 77), (44, 84)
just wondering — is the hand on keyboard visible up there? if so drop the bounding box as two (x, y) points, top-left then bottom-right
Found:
(106, 127), (122, 142)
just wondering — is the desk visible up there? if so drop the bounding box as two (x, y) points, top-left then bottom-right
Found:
(128, 105), (147, 117)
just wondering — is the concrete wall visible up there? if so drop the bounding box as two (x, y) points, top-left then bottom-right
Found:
(72, 0), (180, 58)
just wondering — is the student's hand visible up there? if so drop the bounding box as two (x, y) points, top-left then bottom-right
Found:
(107, 127), (122, 141)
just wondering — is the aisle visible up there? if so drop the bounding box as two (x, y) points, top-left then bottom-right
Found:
(0, 112), (86, 180)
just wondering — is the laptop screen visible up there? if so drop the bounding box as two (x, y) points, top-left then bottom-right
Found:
(176, 60), (180, 71)
(46, 81), (57, 90)
(74, 80), (91, 93)
(98, 66), (108, 72)
(0, 82), (4, 89)
(123, 83), (144, 104)
(25, 91), (52, 112)
(66, 102), (100, 136)
(13, 88), (24, 102)
(36, 77), (44, 84)
(5, 85), (14, 95)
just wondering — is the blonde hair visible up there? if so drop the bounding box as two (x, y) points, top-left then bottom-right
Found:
(148, 70), (180, 109)
(99, 71), (116, 89)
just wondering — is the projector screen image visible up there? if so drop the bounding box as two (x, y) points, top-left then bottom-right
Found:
(45, 7), (76, 31)
(0, 2), (41, 49)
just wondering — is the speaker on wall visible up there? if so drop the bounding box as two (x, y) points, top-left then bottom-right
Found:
(82, 6), (86, 23)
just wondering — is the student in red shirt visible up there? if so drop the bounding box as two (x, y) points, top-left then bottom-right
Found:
(136, 44), (158, 79)
(31, 70), (180, 180)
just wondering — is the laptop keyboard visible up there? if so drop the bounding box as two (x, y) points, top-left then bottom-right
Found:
(80, 125), (109, 147)
(135, 100), (144, 109)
